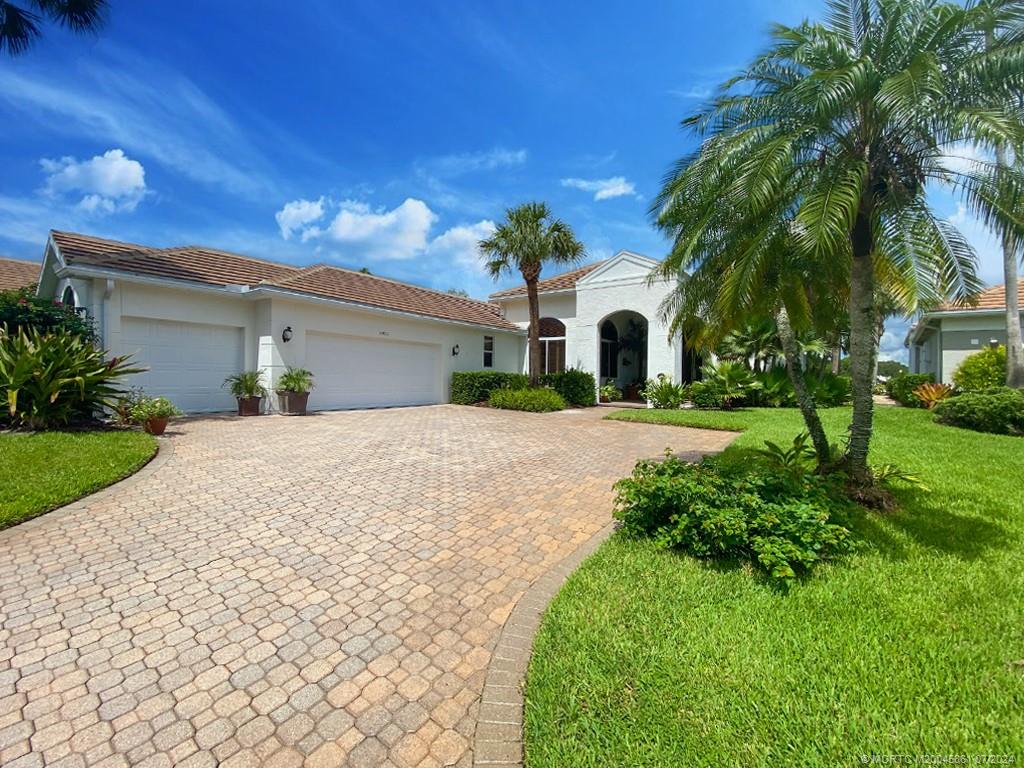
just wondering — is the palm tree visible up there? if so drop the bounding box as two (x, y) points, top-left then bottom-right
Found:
(653, 0), (1024, 483)
(0, 0), (107, 55)
(480, 202), (585, 387)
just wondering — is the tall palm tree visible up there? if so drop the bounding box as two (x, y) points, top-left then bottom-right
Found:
(653, 0), (1024, 482)
(480, 202), (585, 387)
(0, 0), (106, 55)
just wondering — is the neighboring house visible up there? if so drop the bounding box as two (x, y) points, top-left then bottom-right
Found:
(34, 233), (693, 412)
(0, 256), (40, 291)
(489, 250), (702, 391)
(906, 280), (1024, 383)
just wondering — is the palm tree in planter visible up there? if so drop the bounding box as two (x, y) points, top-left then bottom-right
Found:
(480, 202), (585, 387)
(276, 368), (314, 416)
(224, 371), (267, 416)
(652, 0), (1024, 483)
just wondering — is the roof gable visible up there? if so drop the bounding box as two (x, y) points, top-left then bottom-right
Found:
(575, 250), (659, 285)
(488, 260), (607, 300)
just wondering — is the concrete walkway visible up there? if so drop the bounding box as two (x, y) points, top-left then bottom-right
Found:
(0, 405), (734, 767)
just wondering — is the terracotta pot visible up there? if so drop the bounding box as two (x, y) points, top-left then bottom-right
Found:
(624, 384), (641, 401)
(237, 396), (263, 416)
(600, 395), (610, 403)
(144, 416), (168, 436)
(277, 391), (310, 416)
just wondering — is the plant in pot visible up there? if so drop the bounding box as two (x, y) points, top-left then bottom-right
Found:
(224, 370), (267, 416)
(276, 367), (314, 415)
(129, 395), (182, 436)
(598, 382), (622, 403)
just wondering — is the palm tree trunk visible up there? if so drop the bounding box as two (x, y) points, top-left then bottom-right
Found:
(845, 210), (877, 483)
(831, 342), (841, 375)
(526, 277), (542, 387)
(996, 143), (1024, 388)
(777, 306), (831, 467)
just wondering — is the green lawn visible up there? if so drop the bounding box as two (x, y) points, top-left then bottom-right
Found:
(525, 407), (1024, 766)
(0, 430), (157, 529)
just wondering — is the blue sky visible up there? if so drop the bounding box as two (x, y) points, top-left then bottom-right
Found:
(0, 0), (1006, 360)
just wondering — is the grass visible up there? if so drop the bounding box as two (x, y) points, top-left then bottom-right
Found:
(525, 406), (1024, 766)
(0, 430), (157, 529)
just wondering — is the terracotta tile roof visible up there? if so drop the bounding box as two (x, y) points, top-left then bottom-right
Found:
(266, 265), (517, 330)
(488, 260), (606, 299)
(938, 280), (1024, 311)
(50, 231), (519, 331)
(0, 257), (40, 291)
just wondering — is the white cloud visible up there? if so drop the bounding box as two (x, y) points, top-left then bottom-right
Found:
(941, 142), (992, 177)
(40, 149), (147, 214)
(325, 198), (438, 260)
(560, 176), (638, 201)
(275, 197), (325, 240)
(426, 147), (528, 177)
(426, 220), (496, 275)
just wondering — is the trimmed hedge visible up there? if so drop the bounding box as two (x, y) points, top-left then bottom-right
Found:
(933, 387), (1024, 436)
(489, 387), (566, 412)
(540, 368), (596, 406)
(451, 371), (528, 405)
(952, 346), (1006, 392)
(885, 372), (934, 407)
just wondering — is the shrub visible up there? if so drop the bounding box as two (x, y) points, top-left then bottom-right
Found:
(749, 369), (851, 408)
(809, 373), (852, 407)
(642, 375), (687, 409)
(277, 367), (314, 393)
(699, 360), (760, 408)
(0, 326), (141, 430)
(451, 371), (529, 404)
(540, 368), (596, 406)
(886, 372), (934, 407)
(952, 346), (1006, 392)
(912, 382), (953, 410)
(689, 380), (726, 409)
(0, 287), (96, 341)
(130, 395), (182, 422)
(613, 455), (852, 581)
(933, 387), (1024, 436)
(489, 387), (566, 412)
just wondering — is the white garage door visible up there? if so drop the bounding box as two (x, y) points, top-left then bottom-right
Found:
(121, 317), (244, 412)
(306, 331), (441, 410)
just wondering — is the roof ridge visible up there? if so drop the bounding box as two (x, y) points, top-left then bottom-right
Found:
(50, 229), (153, 251)
(0, 255), (40, 265)
(171, 244), (305, 271)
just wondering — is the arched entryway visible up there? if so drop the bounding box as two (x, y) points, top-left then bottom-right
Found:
(599, 310), (648, 400)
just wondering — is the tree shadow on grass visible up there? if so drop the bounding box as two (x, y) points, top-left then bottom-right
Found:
(846, 490), (1014, 562)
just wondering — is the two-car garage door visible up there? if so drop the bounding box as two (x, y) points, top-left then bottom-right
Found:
(121, 318), (243, 413)
(120, 320), (442, 412)
(305, 331), (441, 410)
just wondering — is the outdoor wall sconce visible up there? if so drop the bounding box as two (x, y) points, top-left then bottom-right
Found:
(452, 344), (460, 357)
(282, 326), (293, 343)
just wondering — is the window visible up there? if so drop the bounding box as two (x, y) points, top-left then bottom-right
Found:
(600, 321), (619, 378)
(483, 336), (494, 368)
(61, 285), (76, 309)
(539, 317), (566, 374)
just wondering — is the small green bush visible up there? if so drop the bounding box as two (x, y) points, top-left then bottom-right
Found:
(952, 346), (1007, 392)
(0, 287), (96, 342)
(613, 455), (852, 580)
(809, 373), (852, 407)
(0, 326), (141, 430)
(451, 371), (529, 405)
(277, 367), (314, 393)
(747, 369), (851, 408)
(489, 387), (566, 412)
(130, 395), (182, 422)
(689, 380), (726, 409)
(885, 372), (934, 407)
(933, 387), (1024, 436)
(540, 368), (596, 406)
(223, 370), (267, 399)
(642, 375), (687, 409)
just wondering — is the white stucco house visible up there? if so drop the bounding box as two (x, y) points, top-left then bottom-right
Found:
(32, 231), (694, 412)
(906, 280), (1023, 382)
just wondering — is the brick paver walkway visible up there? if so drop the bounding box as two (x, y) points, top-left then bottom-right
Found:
(0, 405), (734, 767)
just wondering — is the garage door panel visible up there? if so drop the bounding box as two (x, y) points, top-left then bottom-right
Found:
(121, 318), (244, 412)
(306, 332), (440, 410)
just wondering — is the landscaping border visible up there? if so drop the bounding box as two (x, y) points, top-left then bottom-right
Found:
(471, 521), (615, 767)
(3, 436), (173, 534)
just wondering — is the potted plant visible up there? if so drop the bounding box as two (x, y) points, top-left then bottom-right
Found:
(224, 370), (267, 416)
(129, 396), (182, 436)
(276, 367), (314, 415)
(598, 382), (622, 403)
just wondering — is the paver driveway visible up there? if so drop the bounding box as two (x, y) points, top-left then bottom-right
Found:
(0, 405), (734, 768)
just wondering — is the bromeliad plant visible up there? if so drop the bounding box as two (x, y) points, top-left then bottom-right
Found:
(912, 382), (954, 409)
(641, 375), (687, 409)
(0, 325), (141, 430)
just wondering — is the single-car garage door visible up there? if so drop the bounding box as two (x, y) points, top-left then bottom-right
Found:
(121, 317), (244, 412)
(306, 331), (441, 410)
